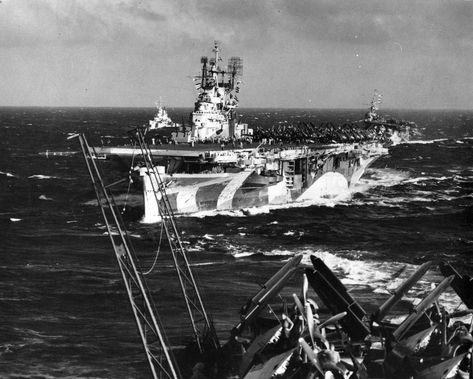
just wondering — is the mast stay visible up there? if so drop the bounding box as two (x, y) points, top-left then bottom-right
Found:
(133, 128), (220, 354)
(74, 133), (180, 379)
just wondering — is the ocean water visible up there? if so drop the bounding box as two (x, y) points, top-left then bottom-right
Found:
(0, 106), (472, 378)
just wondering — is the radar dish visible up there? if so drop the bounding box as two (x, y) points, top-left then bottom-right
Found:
(209, 58), (216, 65)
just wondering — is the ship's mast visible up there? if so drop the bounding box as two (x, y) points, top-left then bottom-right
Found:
(74, 134), (180, 379)
(213, 41), (220, 87)
(134, 128), (220, 354)
(200, 56), (208, 89)
(371, 89), (382, 112)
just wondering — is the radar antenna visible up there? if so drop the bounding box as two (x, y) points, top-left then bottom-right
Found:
(212, 40), (221, 63)
(228, 57), (243, 77)
(200, 56), (209, 88)
(227, 57), (243, 90)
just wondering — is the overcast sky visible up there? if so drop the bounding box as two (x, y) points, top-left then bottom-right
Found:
(1, 0), (472, 109)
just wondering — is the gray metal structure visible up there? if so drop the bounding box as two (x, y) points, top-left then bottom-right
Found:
(133, 128), (220, 353)
(76, 133), (180, 379)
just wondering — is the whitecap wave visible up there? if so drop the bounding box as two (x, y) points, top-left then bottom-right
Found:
(39, 150), (79, 157)
(188, 247), (205, 254)
(189, 209), (248, 219)
(28, 174), (60, 180)
(232, 251), (255, 258)
(0, 170), (19, 178)
(356, 168), (410, 189)
(102, 231), (119, 236)
(39, 195), (53, 201)
(230, 247), (299, 259)
(101, 226), (120, 236)
(203, 234), (217, 240)
(404, 175), (450, 184)
(347, 199), (402, 208)
(453, 175), (473, 183)
(358, 188), (470, 207)
(405, 138), (448, 145)
(264, 248), (302, 257)
(299, 249), (398, 287)
(232, 247), (456, 306)
(189, 262), (220, 267)
(301, 251), (466, 314)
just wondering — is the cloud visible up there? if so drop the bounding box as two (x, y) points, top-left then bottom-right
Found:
(0, 0), (471, 108)
(117, 1), (166, 22)
(3, 0), (472, 50)
(271, 0), (473, 51)
(0, 0), (168, 48)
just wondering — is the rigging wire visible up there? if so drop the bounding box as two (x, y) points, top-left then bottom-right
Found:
(76, 134), (180, 379)
(122, 141), (137, 214)
(134, 128), (219, 352)
(144, 221), (165, 276)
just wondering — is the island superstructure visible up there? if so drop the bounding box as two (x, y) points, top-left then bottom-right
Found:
(190, 41), (246, 140)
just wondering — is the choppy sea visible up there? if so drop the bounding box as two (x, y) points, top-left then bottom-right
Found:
(0, 107), (472, 378)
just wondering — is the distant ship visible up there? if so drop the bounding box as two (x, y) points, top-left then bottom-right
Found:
(94, 43), (410, 222)
(363, 90), (418, 144)
(148, 99), (176, 130)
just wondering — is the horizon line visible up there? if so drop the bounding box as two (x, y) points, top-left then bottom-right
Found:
(0, 105), (471, 112)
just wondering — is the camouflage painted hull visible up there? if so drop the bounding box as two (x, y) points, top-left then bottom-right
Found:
(141, 143), (386, 222)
